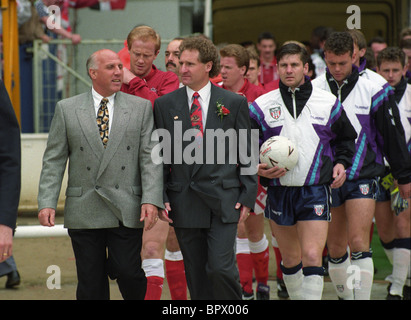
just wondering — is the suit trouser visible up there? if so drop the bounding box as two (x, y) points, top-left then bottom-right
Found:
(175, 214), (242, 300)
(0, 256), (17, 276)
(68, 224), (146, 300)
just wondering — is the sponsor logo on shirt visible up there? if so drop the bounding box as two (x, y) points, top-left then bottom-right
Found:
(355, 105), (369, 110)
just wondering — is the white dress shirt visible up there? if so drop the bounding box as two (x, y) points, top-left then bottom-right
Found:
(92, 87), (115, 135)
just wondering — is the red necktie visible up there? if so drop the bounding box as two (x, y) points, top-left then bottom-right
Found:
(190, 92), (203, 135)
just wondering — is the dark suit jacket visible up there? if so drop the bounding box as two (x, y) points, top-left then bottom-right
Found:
(0, 80), (21, 230)
(154, 83), (258, 228)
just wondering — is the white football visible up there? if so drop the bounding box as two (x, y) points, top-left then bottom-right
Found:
(260, 136), (299, 171)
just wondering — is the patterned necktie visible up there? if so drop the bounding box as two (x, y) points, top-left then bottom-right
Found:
(190, 92), (203, 135)
(97, 98), (109, 148)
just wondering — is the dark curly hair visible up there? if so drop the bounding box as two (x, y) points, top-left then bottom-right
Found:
(324, 31), (353, 56)
(179, 36), (220, 78)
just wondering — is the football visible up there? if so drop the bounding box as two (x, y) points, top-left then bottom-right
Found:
(260, 136), (299, 171)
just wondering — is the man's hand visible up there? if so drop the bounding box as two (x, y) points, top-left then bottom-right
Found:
(38, 208), (56, 227)
(235, 203), (252, 224)
(398, 182), (411, 200)
(0, 224), (13, 262)
(70, 34), (82, 45)
(330, 163), (346, 189)
(122, 67), (137, 85)
(258, 163), (287, 179)
(159, 202), (173, 223)
(140, 204), (159, 231)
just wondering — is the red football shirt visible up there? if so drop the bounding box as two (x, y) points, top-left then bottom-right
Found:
(259, 56), (279, 88)
(221, 78), (266, 104)
(121, 65), (180, 108)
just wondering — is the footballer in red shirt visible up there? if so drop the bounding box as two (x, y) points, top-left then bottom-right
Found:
(219, 44), (269, 300)
(119, 26), (179, 301)
(120, 26), (179, 108)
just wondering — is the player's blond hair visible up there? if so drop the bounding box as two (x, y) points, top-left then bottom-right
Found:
(127, 25), (161, 52)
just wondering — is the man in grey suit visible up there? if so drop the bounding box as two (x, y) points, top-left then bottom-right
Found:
(154, 36), (258, 300)
(38, 49), (164, 300)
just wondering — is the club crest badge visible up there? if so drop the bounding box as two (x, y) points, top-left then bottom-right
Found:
(314, 204), (324, 216)
(336, 285), (345, 293)
(359, 184), (370, 195)
(270, 106), (281, 120)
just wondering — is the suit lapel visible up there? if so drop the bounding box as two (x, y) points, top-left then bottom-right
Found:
(204, 84), (221, 131)
(76, 92), (104, 160)
(169, 88), (192, 132)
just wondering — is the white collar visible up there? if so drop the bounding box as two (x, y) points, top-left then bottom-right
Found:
(92, 87), (116, 106)
(186, 81), (211, 101)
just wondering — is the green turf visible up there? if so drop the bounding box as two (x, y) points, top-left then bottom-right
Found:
(371, 225), (392, 281)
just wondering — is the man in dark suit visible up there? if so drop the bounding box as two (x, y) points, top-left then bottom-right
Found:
(154, 36), (258, 300)
(38, 49), (164, 300)
(0, 80), (21, 274)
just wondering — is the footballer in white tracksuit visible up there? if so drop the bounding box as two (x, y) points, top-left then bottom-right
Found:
(250, 77), (356, 191)
(312, 60), (411, 300)
(250, 75), (357, 300)
(312, 65), (410, 185)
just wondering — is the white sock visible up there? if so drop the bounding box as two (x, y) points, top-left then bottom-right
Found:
(407, 263), (411, 287)
(383, 248), (394, 265)
(301, 266), (325, 300)
(164, 249), (184, 261)
(351, 253), (374, 300)
(142, 259), (164, 278)
(281, 263), (304, 300)
(302, 275), (324, 300)
(328, 253), (354, 300)
(248, 234), (268, 254)
(236, 237), (250, 254)
(390, 248), (410, 297)
(381, 239), (395, 265)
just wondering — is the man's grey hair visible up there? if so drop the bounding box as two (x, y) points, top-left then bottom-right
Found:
(86, 52), (99, 78)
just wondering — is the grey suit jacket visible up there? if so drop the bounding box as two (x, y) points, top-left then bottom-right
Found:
(38, 90), (164, 229)
(154, 84), (258, 228)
